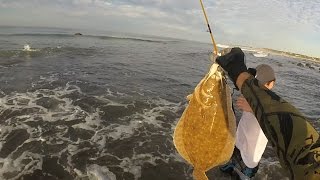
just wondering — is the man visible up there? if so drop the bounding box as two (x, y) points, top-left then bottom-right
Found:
(220, 64), (276, 178)
(216, 48), (320, 180)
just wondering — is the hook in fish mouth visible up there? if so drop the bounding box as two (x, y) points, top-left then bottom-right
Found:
(194, 63), (230, 109)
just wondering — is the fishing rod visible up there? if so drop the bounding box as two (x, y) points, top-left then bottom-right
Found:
(199, 0), (219, 55)
(198, 1), (250, 180)
(234, 166), (251, 180)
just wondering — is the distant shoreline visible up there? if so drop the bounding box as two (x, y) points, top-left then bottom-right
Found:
(229, 44), (320, 63)
(260, 48), (320, 63)
(210, 43), (320, 63)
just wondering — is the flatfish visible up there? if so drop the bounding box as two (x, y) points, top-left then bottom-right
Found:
(173, 63), (236, 180)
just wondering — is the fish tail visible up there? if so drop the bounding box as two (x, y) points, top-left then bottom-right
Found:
(193, 169), (208, 180)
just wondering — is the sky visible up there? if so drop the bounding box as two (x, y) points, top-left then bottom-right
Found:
(0, 0), (319, 57)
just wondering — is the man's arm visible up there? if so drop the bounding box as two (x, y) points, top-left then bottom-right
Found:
(237, 72), (320, 180)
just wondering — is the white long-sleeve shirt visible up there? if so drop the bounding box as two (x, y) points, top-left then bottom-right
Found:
(235, 111), (268, 168)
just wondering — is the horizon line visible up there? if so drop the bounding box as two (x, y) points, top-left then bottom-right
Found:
(1, 24), (319, 59)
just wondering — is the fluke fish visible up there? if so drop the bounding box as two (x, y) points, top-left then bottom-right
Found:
(173, 63), (236, 180)
(173, 0), (237, 179)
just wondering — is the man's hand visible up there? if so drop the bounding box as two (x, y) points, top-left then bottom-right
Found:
(236, 96), (253, 112)
(216, 47), (248, 89)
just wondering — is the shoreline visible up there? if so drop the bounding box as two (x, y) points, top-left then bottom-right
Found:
(260, 48), (320, 63)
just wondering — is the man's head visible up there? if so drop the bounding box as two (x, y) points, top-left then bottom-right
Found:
(255, 64), (276, 90)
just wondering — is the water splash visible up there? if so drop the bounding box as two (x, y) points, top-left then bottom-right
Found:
(23, 44), (38, 52)
(253, 51), (268, 57)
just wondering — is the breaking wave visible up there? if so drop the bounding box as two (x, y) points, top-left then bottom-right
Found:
(253, 51), (268, 57)
(0, 76), (188, 179)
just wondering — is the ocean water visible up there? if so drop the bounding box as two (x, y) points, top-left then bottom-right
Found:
(0, 26), (319, 180)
